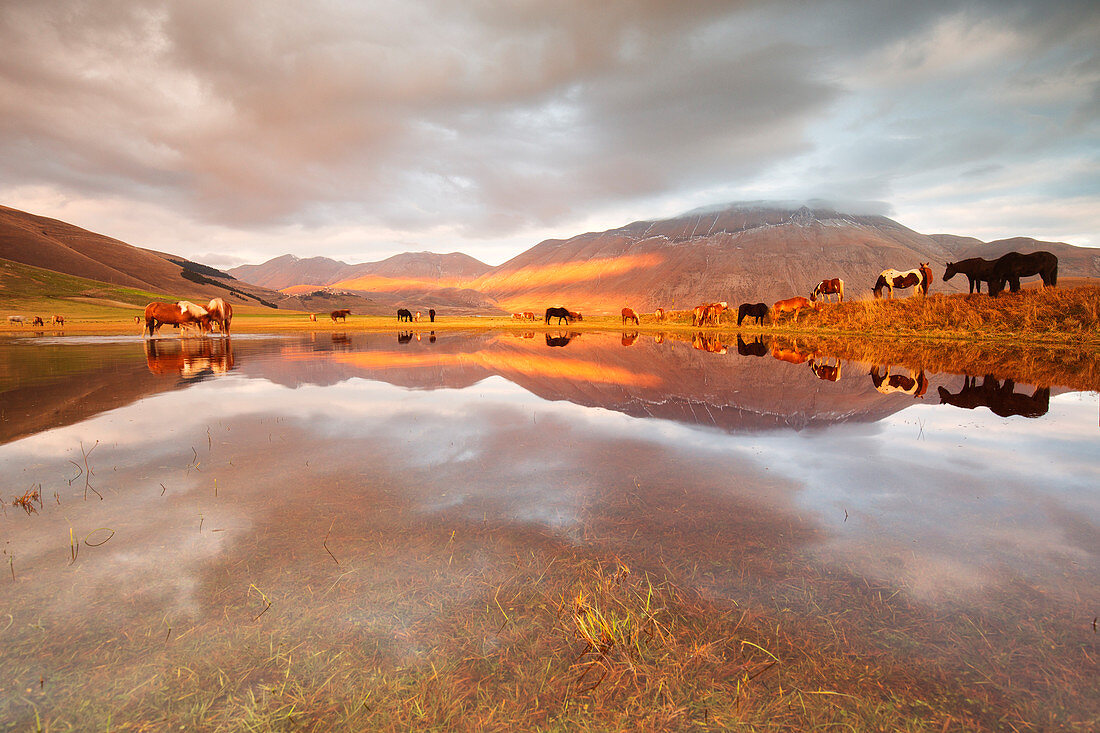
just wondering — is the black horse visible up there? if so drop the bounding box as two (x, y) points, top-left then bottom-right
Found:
(737, 302), (768, 326)
(988, 251), (1058, 296)
(943, 258), (997, 294)
(736, 335), (768, 357)
(397, 308), (413, 322)
(545, 307), (572, 325)
(937, 375), (1049, 418)
(428, 308), (436, 322)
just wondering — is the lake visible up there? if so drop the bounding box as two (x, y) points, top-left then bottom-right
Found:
(1, 330), (1097, 730)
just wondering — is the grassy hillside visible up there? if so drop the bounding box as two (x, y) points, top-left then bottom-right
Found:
(0, 257), (173, 320)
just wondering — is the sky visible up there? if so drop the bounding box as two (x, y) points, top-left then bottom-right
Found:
(1, 0), (1098, 268)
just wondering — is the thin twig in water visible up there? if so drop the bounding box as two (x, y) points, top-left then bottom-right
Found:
(323, 518), (340, 565)
(249, 584), (272, 621)
(80, 441), (102, 500)
(84, 528), (115, 547)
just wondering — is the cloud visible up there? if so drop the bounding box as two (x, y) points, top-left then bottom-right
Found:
(0, 0), (1097, 262)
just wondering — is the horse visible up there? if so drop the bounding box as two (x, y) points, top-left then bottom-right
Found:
(331, 309), (351, 322)
(568, 311), (583, 322)
(414, 311), (422, 322)
(52, 315), (65, 326)
(143, 301), (210, 337)
(737, 303), (768, 326)
(522, 311), (535, 321)
(771, 297), (816, 323)
(937, 375), (1049, 418)
(622, 307), (639, 325)
(736, 335), (768, 357)
(545, 307), (572, 324)
(692, 302), (728, 327)
(206, 297), (232, 335)
(309, 313), (317, 321)
(6, 315), (24, 325)
(808, 357), (841, 382)
(869, 365), (928, 398)
(944, 258), (996, 294)
(873, 264), (932, 299)
(988, 251), (1058, 296)
(654, 308), (665, 321)
(810, 278), (844, 304)
(429, 309), (436, 322)
(31, 316), (44, 326)
(512, 313), (524, 320)
(397, 309), (413, 322)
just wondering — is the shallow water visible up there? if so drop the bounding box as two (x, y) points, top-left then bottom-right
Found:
(1, 330), (1097, 728)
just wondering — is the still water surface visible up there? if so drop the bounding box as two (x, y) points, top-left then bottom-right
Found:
(1, 330), (1097, 728)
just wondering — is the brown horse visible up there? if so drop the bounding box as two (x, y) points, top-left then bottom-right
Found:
(331, 309), (351, 322)
(522, 311), (535, 321)
(568, 311), (583, 322)
(206, 297), (232, 335)
(143, 301), (210, 337)
(654, 308), (665, 321)
(771, 297), (816, 323)
(692, 302), (728, 326)
(810, 278), (844, 303)
(621, 307), (639, 325)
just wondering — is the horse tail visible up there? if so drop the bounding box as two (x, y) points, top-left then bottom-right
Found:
(838, 280), (844, 302)
(1050, 260), (1058, 287)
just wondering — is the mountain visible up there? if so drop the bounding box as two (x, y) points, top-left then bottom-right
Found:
(472, 202), (970, 313)
(228, 251), (492, 292)
(0, 204), (288, 308)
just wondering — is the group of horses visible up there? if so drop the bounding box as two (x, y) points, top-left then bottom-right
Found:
(7, 314), (65, 327)
(142, 297), (232, 337)
(943, 251), (1057, 295)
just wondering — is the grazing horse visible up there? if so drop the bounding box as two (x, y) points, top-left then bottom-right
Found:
(736, 335), (768, 357)
(869, 366), (928, 398)
(810, 278), (844, 304)
(809, 357), (842, 382)
(206, 297), (232, 335)
(545, 307), (572, 324)
(397, 308), (413, 322)
(873, 264), (932, 299)
(512, 313), (524, 320)
(522, 311), (535, 321)
(31, 316), (44, 326)
(568, 311), (583, 322)
(692, 302), (728, 327)
(771, 297), (816, 323)
(143, 301), (210, 337)
(737, 302), (768, 326)
(7, 315), (24, 325)
(988, 251), (1058, 296)
(937, 375), (1049, 418)
(53, 315), (65, 326)
(944, 258), (997, 294)
(331, 309), (351, 322)
(621, 307), (639, 325)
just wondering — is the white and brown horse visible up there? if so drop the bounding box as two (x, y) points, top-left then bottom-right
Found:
(873, 264), (932, 299)
(143, 301), (211, 337)
(811, 278), (844, 303)
(206, 297), (233, 335)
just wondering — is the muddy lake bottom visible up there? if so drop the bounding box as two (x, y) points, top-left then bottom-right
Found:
(1, 330), (1097, 731)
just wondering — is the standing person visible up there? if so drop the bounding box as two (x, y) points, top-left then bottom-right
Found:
(428, 308), (436, 323)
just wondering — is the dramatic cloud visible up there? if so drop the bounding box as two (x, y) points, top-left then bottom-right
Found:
(0, 0), (1097, 264)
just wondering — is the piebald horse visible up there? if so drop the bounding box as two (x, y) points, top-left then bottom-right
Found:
(206, 297), (232, 335)
(873, 263), (932, 299)
(143, 301), (210, 337)
(810, 278), (844, 303)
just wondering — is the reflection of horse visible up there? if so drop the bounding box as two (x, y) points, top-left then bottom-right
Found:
(144, 338), (234, 378)
(545, 332), (576, 347)
(737, 302), (768, 326)
(545, 307), (573, 324)
(809, 357), (842, 382)
(771, 344), (813, 364)
(206, 297), (233, 335)
(811, 279), (844, 303)
(397, 308), (413, 322)
(398, 331), (414, 344)
(331, 333), (351, 348)
(621, 331), (638, 346)
(331, 309), (351, 322)
(873, 264), (932, 298)
(621, 308), (639, 325)
(691, 332), (727, 354)
(869, 366), (928, 397)
(736, 335), (768, 357)
(944, 258), (996, 294)
(772, 297), (815, 323)
(937, 375), (1050, 418)
(988, 251), (1058, 296)
(143, 301), (210, 337)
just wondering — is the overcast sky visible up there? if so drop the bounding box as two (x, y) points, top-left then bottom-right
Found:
(1, 0), (1097, 267)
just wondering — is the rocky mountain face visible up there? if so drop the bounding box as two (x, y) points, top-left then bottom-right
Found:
(228, 251), (492, 291)
(0, 205), (289, 308)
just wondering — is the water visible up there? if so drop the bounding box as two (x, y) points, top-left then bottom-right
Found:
(1, 330), (1097, 728)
